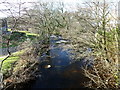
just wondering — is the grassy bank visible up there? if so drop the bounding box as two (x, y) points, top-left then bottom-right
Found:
(0, 30), (37, 75)
(1, 30), (37, 48)
(0, 49), (25, 76)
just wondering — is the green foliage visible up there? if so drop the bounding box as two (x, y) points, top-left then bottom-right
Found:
(1, 1), (118, 89)
(1, 31), (37, 48)
(0, 49), (25, 76)
(27, 35), (36, 40)
(1, 56), (19, 74)
(10, 32), (26, 40)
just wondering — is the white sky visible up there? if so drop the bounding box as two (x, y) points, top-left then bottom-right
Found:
(0, 0), (119, 18)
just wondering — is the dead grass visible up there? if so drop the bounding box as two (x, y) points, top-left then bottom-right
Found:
(83, 56), (118, 89)
(2, 46), (40, 89)
(59, 24), (119, 89)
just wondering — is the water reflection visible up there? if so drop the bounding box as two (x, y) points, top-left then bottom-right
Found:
(31, 35), (91, 89)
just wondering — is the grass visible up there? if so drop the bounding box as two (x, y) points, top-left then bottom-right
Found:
(8, 29), (12, 31)
(1, 56), (19, 73)
(0, 30), (37, 74)
(0, 43), (17, 48)
(8, 29), (38, 36)
(1, 30), (37, 48)
(0, 49), (25, 74)
(18, 30), (38, 36)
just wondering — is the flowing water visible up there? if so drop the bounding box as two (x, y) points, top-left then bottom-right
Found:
(31, 35), (93, 89)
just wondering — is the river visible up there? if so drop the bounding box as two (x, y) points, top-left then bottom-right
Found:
(30, 35), (93, 89)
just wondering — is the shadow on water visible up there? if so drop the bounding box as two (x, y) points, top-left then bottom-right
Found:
(31, 35), (93, 89)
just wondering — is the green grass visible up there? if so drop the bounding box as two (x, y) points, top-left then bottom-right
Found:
(1, 30), (37, 48)
(12, 49), (26, 56)
(0, 29), (36, 75)
(0, 30), (35, 73)
(1, 56), (19, 73)
(0, 30), (36, 73)
(0, 49), (25, 74)
(8, 29), (12, 31)
(17, 30), (38, 36)
(0, 43), (17, 48)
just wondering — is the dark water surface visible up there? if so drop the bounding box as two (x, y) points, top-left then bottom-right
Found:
(31, 35), (91, 89)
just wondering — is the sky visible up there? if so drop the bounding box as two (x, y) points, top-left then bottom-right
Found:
(0, 0), (119, 18)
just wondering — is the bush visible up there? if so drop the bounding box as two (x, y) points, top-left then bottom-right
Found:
(10, 32), (27, 40)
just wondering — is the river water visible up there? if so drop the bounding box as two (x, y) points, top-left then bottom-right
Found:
(30, 35), (93, 89)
